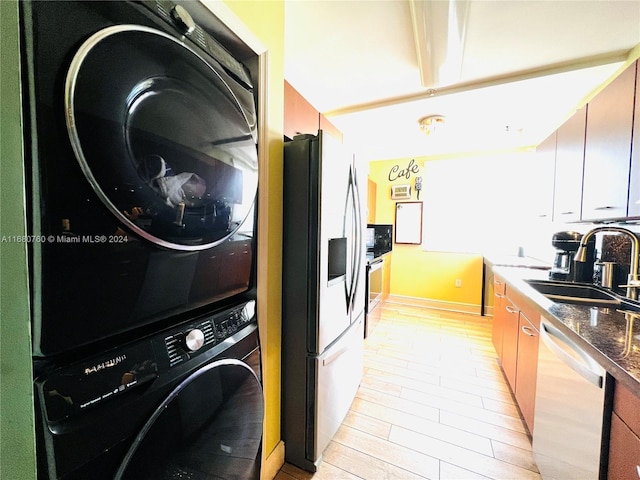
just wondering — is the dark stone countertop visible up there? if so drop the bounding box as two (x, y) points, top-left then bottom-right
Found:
(492, 264), (640, 397)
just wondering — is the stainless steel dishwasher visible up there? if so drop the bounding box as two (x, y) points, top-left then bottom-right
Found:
(533, 317), (609, 480)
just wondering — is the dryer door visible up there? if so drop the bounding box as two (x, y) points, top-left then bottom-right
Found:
(115, 357), (263, 480)
(65, 25), (258, 251)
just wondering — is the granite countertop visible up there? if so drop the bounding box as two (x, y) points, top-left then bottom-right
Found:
(492, 264), (640, 397)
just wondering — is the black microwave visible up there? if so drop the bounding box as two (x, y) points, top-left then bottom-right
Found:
(367, 224), (393, 252)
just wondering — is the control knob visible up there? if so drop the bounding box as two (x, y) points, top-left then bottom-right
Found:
(170, 5), (196, 35)
(184, 328), (205, 352)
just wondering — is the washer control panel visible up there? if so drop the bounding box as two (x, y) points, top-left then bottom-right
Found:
(162, 300), (256, 368)
(36, 301), (257, 422)
(143, 0), (253, 88)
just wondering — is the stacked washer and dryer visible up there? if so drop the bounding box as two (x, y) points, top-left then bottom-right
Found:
(20, 2), (263, 478)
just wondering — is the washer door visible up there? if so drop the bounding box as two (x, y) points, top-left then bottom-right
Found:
(65, 25), (258, 251)
(116, 358), (263, 480)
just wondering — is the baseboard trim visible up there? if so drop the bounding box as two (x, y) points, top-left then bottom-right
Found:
(262, 440), (285, 480)
(385, 294), (482, 315)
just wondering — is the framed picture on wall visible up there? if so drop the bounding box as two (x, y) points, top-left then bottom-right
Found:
(395, 202), (422, 244)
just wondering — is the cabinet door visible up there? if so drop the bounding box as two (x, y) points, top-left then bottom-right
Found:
(492, 292), (506, 359)
(628, 61), (640, 217)
(609, 413), (640, 480)
(553, 106), (586, 222)
(515, 312), (539, 434)
(582, 64), (635, 221)
(284, 80), (319, 139)
(367, 178), (377, 224)
(382, 253), (391, 299)
(501, 297), (520, 389)
(533, 131), (556, 221)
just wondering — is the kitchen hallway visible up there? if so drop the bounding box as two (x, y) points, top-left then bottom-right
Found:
(276, 303), (542, 480)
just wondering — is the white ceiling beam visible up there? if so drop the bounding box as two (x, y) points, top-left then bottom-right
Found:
(409, 0), (470, 88)
(324, 50), (629, 118)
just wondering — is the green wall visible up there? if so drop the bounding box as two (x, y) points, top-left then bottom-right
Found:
(0, 0), (38, 478)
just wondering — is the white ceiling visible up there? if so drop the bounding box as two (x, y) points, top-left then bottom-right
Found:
(284, 0), (640, 161)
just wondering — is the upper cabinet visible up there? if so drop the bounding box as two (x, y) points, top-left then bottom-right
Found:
(534, 131), (556, 221)
(581, 63), (636, 221)
(284, 80), (343, 143)
(284, 80), (319, 139)
(628, 63), (640, 218)
(367, 178), (377, 224)
(553, 106), (586, 222)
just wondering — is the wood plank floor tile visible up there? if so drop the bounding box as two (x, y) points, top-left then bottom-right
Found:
(342, 408), (392, 440)
(322, 441), (427, 480)
(439, 462), (491, 479)
(333, 424), (440, 479)
(356, 387), (440, 422)
(277, 303), (541, 480)
(439, 411), (533, 451)
(389, 426), (540, 479)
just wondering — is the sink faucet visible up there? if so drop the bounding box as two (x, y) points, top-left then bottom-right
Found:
(574, 226), (640, 300)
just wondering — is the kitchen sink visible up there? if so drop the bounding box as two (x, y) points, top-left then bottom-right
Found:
(524, 279), (640, 311)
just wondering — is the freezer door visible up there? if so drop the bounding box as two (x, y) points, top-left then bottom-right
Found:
(310, 317), (364, 463)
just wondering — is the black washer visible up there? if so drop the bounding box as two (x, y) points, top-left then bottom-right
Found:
(34, 302), (263, 479)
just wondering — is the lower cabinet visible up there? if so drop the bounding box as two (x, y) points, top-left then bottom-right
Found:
(492, 291), (506, 359)
(609, 413), (640, 479)
(381, 253), (392, 300)
(514, 312), (539, 434)
(491, 274), (540, 434)
(501, 296), (520, 389)
(491, 278), (507, 358)
(609, 380), (640, 478)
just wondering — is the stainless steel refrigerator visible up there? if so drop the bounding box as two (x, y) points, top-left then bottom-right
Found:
(282, 131), (367, 472)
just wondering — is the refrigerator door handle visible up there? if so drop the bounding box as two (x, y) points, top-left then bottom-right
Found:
(350, 163), (364, 312)
(345, 164), (362, 313)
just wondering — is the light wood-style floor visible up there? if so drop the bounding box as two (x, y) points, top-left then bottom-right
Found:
(276, 302), (542, 480)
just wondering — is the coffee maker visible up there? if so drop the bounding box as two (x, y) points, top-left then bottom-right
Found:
(549, 231), (595, 282)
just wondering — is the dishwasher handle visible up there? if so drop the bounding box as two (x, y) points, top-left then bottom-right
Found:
(540, 320), (604, 389)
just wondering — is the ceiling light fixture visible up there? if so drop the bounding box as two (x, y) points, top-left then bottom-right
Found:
(418, 115), (446, 136)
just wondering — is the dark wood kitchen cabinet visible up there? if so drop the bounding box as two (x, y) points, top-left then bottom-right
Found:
(553, 105), (587, 222)
(491, 277), (507, 358)
(491, 275), (541, 434)
(581, 63), (636, 221)
(514, 312), (539, 434)
(284, 80), (343, 142)
(628, 62), (640, 218)
(500, 295), (520, 389)
(533, 131), (556, 221)
(284, 80), (319, 139)
(609, 380), (640, 478)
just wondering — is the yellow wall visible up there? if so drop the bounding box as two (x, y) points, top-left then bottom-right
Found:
(368, 159), (483, 310)
(221, 0), (285, 470)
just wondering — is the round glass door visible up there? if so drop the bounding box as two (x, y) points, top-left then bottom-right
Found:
(116, 359), (263, 479)
(65, 26), (258, 251)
